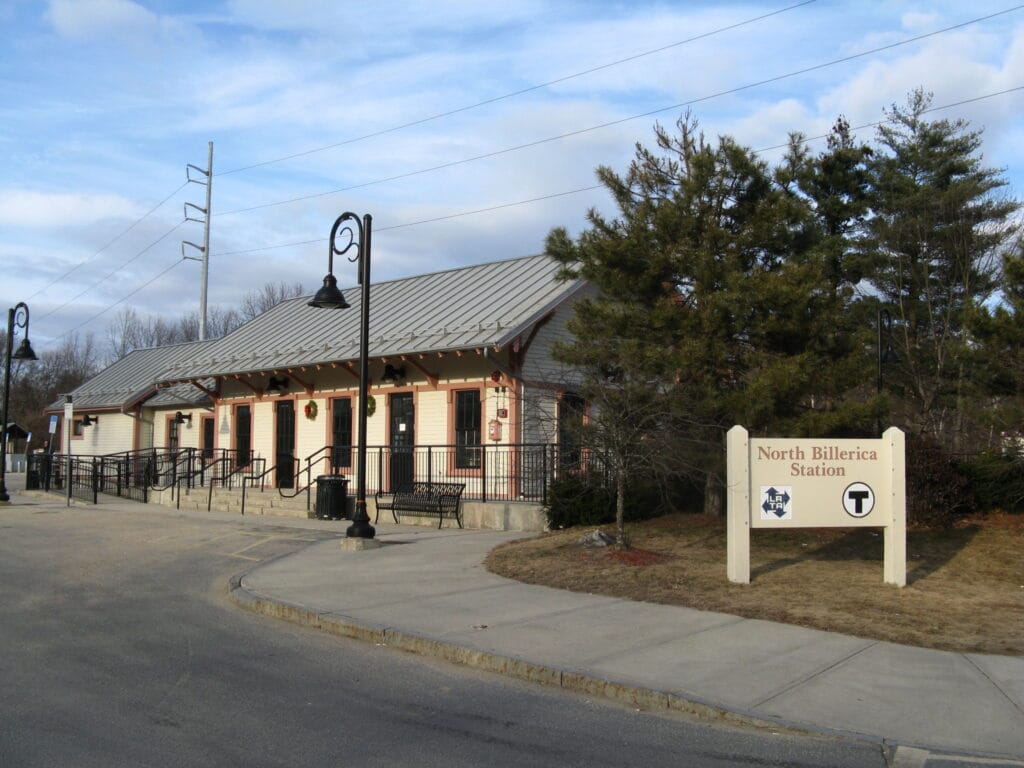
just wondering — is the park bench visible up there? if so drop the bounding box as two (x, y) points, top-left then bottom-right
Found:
(374, 481), (465, 528)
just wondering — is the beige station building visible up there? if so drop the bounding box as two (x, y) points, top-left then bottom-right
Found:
(44, 255), (589, 530)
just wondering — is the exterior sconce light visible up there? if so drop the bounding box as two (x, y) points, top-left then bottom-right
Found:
(266, 376), (289, 394)
(173, 411), (192, 426)
(381, 364), (405, 384)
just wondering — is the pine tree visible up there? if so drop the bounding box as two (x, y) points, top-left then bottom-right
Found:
(974, 239), (1024, 443)
(864, 89), (1020, 449)
(547, 116), (863, 520)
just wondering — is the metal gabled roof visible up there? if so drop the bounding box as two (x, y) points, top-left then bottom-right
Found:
(46, 339), (216, 412)
(161, 254), (584, 382)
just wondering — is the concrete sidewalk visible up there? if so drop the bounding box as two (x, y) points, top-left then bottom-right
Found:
(6, 475), (1021, 761)
(233, 524), (1024, 761)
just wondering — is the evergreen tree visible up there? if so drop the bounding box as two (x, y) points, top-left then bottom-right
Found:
(776, 118), (880, 435)
(864, 90), (1020, 449)
(974, 239), (1024, 443)
(547, 116), (863, 519)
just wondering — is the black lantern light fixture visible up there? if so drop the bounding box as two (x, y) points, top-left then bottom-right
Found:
(265, 376), (289, 394)
(309, 212), (375, 540)
(381, 363), (405, 384)
(1, 302), (38, 503)
(81, 414), (98, 427)
(308, 220), (353, 310)
(173, 411), (192, 426)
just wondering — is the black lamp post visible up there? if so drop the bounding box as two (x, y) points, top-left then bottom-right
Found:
(876, 307), (899, 435)
(310, 212), (375, 540)
(1, 302), (39, 503)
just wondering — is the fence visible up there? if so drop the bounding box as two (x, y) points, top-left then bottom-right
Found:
(25, 453), (101, 504)
(26, 443), (575, 508)
(26, 448), (254, 505)
(299, 443), (573, 504)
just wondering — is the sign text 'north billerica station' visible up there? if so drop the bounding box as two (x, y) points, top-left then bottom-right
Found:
(757, 445), (880, 477)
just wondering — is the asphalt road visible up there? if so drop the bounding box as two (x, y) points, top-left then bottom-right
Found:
(0, 496), (888, 767)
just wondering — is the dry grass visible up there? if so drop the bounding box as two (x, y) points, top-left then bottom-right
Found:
(485, 512), (1024, 655)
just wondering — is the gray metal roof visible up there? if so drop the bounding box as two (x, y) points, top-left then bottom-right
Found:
(46, 340), (216, 412)
(161, 254), (584, 382)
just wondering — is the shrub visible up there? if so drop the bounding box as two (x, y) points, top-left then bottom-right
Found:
(544, 474), (615, 529)
(905, 436), (974, 528)
(961, 451), (1024, 513)
(543, 473), (682, 529)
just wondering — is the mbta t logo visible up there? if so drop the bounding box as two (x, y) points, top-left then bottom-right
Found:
(843, 482), (875, 518)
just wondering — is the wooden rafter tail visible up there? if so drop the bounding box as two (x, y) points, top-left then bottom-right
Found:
(233, 375), (263, 399)
(400, 355), (439, 388)
(190, 380), (220, 403)
(285, 371), (315, 396)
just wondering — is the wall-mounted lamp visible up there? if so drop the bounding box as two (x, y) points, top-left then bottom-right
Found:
(81, 414), (98, 427)
(266, 376), (289, 394)
(173, 411), (192, 426)
(381, 364), (405, 384)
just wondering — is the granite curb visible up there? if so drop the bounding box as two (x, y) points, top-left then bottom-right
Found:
(226, 572), (889, 753)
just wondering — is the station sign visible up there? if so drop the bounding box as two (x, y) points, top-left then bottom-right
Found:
(727, 426), (906, 586)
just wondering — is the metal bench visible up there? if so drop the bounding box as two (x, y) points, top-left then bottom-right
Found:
(374, 481), (465, 528)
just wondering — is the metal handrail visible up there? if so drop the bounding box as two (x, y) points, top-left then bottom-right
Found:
(38, 442), (565, 508)
(148, 448), (198, 494)
(239, 458), (275, 515)
(279, 445), (346, 512)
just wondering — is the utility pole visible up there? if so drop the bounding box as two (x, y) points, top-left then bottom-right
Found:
(183, 141), (213, 340)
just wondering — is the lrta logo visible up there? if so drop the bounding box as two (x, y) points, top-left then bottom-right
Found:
(843, 482), (875, 518)
(759, 486), (792, 520)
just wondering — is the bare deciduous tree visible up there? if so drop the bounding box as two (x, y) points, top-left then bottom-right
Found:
(240, 281), (305, 321)
(5, 332), (100, 449)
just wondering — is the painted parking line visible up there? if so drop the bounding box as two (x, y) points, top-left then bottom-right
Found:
(892, 745), (1024, 767)
(225, 533), (322, 561)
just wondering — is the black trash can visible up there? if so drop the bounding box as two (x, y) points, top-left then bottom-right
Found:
(315, 475), (349, 520)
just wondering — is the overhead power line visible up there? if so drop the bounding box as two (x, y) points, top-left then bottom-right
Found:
(21, 2), (817, 336)
(210, 184), (606, 258)
(36, 220), (188, 322)
(55, 257), (190, 341)
(209, 85), (1023, 261)
(216, 5), (1024, 218)
(26, 181), (188, 303)
(36, 13), (1024, 340)
(753, 85), (1024, 154)
(216, 0), (818, 177)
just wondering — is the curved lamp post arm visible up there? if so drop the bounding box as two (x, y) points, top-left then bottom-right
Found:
(1, 301), (37, 503)
(310, 212), (375, 539)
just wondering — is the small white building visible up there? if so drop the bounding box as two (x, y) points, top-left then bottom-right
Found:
(46, 255), (589, 528)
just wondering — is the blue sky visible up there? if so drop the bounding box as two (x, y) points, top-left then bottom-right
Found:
(2, 0), (1023, 350)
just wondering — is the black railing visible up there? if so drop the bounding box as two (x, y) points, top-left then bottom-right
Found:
(26, 453), (101, 503)
(341, 443), (563, 504)
(27, 443), (568, 508)
(27, 448), (256, 505)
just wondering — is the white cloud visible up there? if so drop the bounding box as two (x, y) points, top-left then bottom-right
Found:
(4, 2), (1022, 345)
(0, 189), (142, 227)
(45, 0), (159, 42)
